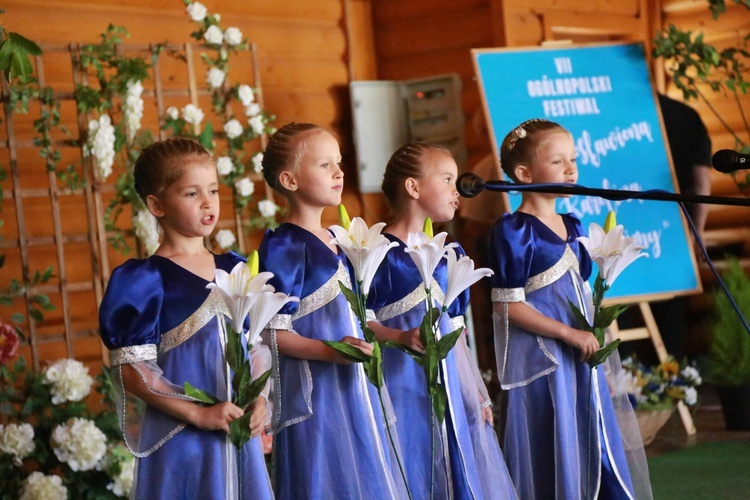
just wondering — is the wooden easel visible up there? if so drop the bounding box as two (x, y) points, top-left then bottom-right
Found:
(610, 301), (697, 437)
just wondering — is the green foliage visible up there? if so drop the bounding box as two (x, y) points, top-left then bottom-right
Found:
(0, 265), (56, 332)
(708, 257), (750, 386)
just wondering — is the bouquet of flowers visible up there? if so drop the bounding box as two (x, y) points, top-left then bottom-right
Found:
(0, 351), (133, 499)
(571, 211), (648, 367)
(618, 356), (702, 411)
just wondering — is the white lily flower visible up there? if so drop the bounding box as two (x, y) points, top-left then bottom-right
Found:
(404, 230), (452, 290)
(442, 247), (493, 310)
(329, 217), (399, 295)
(577, 222), (648, 287)
(246, 290), (298, 347)
(206, 262), (274, 333)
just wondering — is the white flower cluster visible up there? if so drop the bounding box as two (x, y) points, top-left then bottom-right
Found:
(235, 177), (255, 198)
(251, 152), (263, 173)
(123, 80), (144, 141)
(613, 369), (644, 404)
(43, 358), (94, 405)
(207, 66), (226, 89)
(181, 104), (205, 125)
(215, 229), (237, 250)
(107, 457), (135, 497)
(85, 114), (116, 181)
(683, 386), (698, 406)
(133, 209), (160, 256)
(237, 84), (261, 118)
(166, 106), (179, 121)
(258, 199), (278, 218)
(204, 25), (223, 45)
(51, 417), (107, 471)
(20, 472), (67, 500)
(681, 365), (702, 385)
(224, 27), (243, 46)
(223, 118), (243, 139)
(248, 114), (265, 136)
(0, 423), (35, 465)
(216, 156), (235, 176)
(186, 1), (207, 22)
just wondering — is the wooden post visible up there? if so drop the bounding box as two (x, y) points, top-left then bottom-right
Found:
(612, 301), (697, 436)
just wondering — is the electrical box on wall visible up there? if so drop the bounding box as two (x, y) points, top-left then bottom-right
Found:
(350, 74), (466, 194)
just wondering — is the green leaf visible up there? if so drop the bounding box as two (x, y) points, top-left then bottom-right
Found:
(322, 340), (371, 363)
(593, 304), (630, 328)
(365, 341), (383, 388)
(0, 39), (14, 73)
(232, 364), (252, 407)
(10, 48), (33, 82)
(567, 299), (591, 331)
(436, 327), (463, 361)
(244, 369), (272, 404)
(8, 32), (42, 56)
(382, 340), (424, 365)
(29, 309), (43, 322)
(229, 412), (253, 449)
(431, 385), (448, 424)
(199, 121), (214, 151)
(587, 339), (622, 368)
(338, 281), (361, 314)
(183, 382), (219, 404)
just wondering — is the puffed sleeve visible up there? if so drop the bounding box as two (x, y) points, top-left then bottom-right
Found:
(489, 213), (535, 303)
(259, 227), (305, 330)
(567, 214), (593, 281)
(99, 259), (163, 364)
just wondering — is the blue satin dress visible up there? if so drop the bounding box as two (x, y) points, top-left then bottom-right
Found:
(368, 235), (490, 500)
(489, 212), (635, 500)
(99, 252), (273, 500)
(259, 223), (404, 500)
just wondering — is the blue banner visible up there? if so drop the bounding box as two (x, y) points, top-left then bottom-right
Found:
(473, 43), (700, 300)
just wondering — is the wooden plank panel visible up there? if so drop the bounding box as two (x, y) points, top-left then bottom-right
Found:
(372, 0), (487, 24)
(505, 0), (642, 16)
(544, 11), (645, 39)
(378, 46), (480, 80)
(376, 10), (493, 58)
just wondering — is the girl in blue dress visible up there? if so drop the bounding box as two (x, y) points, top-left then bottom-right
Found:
(489, 119), (651, 499)
(367, 143), (517, 499)
(258, 123), (406, 499)
(99, 138), (273, 499)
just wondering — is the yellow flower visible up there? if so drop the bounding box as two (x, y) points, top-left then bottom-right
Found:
(603, 211), (617, 233)
(666, 387), (685, 401)
(423, 217), (433, 239)
(338, 204), (351, 231)
(659, 359), (680, 377)
(247, 250), (259, 277)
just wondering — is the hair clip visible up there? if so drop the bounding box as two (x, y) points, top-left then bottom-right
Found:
(508, 126), (526, 150)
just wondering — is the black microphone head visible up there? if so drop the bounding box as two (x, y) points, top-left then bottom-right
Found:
(712, 149), (748, 173)
(457, 172), (485, 198)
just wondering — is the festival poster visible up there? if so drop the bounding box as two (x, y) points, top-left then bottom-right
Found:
(473, 42), (700, 301)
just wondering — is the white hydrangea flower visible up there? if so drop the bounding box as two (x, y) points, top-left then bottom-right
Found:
(258, 199), (279, 218)
(123, 80), (144, 140)
(181, 104), (205, 125)
(683, 386), (698, 406)
(681, 365), (702, 385)
(20, 472), (67, 500)
(51, 417), (107, 472)
(224, 27), (243, 46)
(216, 156), (235, 176)
(166, 106), (179, 120)
(237, 84), (254, 107)
(235, 177), (255, 197)
(215, 229), (237, 250)
(245, 102), (261, 117)
(86, 114), (116, 181)
(133, 209), (159, 256)
(207, 67), (226, 89)
(0, 423), (35, 465)
(186, 2), (207, 22)
(223, 119), (243, 139)
(248, 115), (265, 135)
(107, 457), (135, 497)
(43, 358), (94, 404)
(251, 152), (263, 173)
(204, 25), (223, 45)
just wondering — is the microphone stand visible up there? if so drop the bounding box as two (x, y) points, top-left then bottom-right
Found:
(462, 176), (750, 336)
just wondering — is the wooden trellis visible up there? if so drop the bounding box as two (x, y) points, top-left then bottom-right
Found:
(0, 42), (272, 372)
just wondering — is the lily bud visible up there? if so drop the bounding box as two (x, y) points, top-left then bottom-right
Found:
(247, 250), (259, 277)
(338, 204), (351, 231)
(603, 211), (617, 234)
(423, 217), (434, 238)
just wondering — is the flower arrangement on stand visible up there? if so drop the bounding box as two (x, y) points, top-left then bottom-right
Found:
(0, 353), (133, 499)
(616, 355), (702, 445)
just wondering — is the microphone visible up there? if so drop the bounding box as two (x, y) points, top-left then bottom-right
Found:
(712, 149), (750, 173)
(456, 173), (486, 198)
